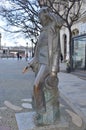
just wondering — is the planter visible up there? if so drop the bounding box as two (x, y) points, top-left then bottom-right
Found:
(66, 66), (71, 73)
(66, 61), (71, 73)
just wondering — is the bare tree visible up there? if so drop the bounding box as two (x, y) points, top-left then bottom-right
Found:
(0, 0), (40, 42)
(0, 0), (86, 66)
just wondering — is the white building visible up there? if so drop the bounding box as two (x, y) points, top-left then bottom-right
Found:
(60, 0), (86, 70)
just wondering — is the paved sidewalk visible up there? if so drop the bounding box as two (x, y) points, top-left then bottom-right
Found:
(0, 59), (86, 130)
(59, 63), (86, 124)
(15, 61), (86, 130)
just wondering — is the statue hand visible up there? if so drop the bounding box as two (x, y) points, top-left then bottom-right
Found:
(22, 57), (38, 73)
(30, 62), (38, 72)
(22, 66), (30, 73)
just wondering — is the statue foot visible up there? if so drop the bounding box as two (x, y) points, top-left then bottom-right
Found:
(37, 106), (46, 114)
(34, 113), (43, 126)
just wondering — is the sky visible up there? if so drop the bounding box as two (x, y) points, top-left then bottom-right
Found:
(0, 16), (32, 47)
(0, 1), (32, 47)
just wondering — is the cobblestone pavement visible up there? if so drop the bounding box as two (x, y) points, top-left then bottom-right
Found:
(0, 58), (86, 130)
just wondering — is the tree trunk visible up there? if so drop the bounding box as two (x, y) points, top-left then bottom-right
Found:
(68, 27), (72, 71)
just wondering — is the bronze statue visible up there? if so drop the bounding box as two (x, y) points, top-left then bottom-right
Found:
(23, 7), (63, 125)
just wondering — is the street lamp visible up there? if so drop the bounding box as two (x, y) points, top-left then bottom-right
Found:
(25, 42), (28, 61)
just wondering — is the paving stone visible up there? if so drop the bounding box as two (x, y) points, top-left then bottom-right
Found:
(65, 109), (82, 127)
(0, 126), (11, 130)
(21, 98), (32, 102)
(22, 103), (32, 109)
(15, 112), (36, 130)
(4, 101), (22, 111)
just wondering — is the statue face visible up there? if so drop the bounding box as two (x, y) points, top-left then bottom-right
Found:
(39, 7), (51, 26)
(38, 0), (47, 7)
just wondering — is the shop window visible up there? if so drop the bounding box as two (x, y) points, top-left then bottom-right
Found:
(72, 34), (86, 70)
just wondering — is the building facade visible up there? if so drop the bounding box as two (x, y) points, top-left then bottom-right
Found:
(60, 0), (86, 70)
(72, 34), (86, 70)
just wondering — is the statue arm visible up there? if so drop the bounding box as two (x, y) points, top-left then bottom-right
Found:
(22, 57), (38, 73)
(23, 44), (39, 73)
(48, 25), (61, 76)
(51, 31), (61, 76)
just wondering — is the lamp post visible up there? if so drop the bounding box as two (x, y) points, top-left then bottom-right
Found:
(26, 42), (28, 50)
(25, 42), (28, 61)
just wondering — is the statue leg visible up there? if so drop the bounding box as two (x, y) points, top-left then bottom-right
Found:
(33, 65), (49, 114)
(33, 65), (59, 125)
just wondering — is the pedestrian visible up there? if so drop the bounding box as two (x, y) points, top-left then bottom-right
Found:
(17, 52), (20, 60)
(25, 53), (28, 61)
(61, 53), (63, 63)
(20, 55), (22, 60)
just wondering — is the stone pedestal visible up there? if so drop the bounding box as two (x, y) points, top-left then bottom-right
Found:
(16, 110), (69, 130)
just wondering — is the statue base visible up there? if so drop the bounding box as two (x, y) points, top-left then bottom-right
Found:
(33, 84), (60, 126)
(16, 110), (69, 130)
(16, 87), (69, 130)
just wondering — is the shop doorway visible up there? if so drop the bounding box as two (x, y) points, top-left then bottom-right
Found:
(63, 34), (67, 61)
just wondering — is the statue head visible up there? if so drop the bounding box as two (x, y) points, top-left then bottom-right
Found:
(38, 7), (55, 26)
(38, 6), (64, 28)
(38, 0), (54, 7)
